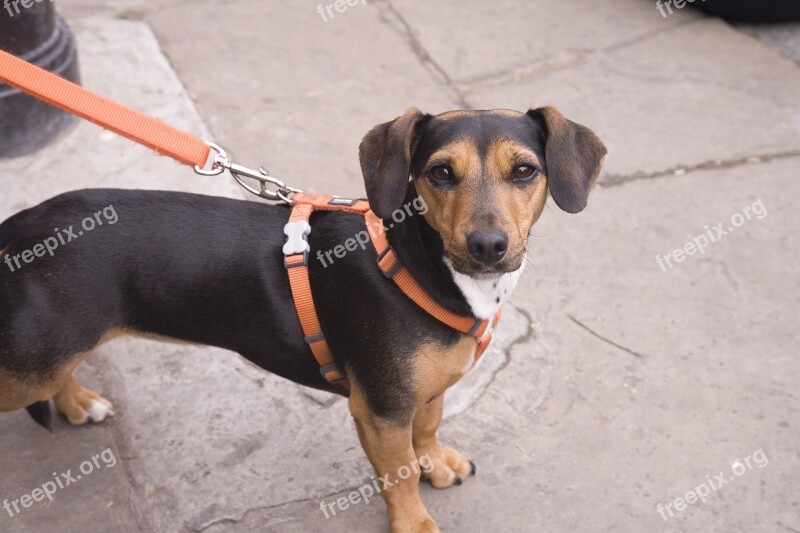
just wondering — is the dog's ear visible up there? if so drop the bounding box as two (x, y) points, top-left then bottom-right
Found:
(527, 106), (607, 213)
(359, 108), (431, 219)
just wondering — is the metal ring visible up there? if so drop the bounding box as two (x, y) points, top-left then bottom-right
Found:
(194, 140), (228, 176)
(277, 189), (295, 204)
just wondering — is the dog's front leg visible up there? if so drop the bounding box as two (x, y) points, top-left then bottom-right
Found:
(349, 384), (440, 533)
(413, 393), (475, 488)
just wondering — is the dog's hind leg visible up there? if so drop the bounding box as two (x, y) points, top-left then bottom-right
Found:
(52, 372), (114, 426)
(0, 352), (114, 427)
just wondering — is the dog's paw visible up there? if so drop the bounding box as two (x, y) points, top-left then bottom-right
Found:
(65, 397), (115, 426)
(54, 385), (115, 426)
(420, 446), (475, 489)
(86, 397), (115, 424)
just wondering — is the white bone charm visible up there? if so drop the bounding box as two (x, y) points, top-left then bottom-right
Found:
(283, 220), (311, 255)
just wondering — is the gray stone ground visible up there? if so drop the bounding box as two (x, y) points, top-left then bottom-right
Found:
(0, 1), (798, 532)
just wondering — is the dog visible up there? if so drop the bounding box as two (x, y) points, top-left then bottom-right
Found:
(0, 106), (605, 532)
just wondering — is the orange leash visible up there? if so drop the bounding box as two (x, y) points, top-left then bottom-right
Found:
(0, 48), (302, 201)
(0, 49), (209, 167)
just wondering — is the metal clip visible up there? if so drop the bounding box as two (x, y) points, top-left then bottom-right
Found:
(194, 141), (301, 203)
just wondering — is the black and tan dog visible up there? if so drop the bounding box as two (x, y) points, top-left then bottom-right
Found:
(0, 107), (605, 532)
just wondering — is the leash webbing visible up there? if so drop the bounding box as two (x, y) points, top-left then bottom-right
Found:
(0, 49), (210, 167)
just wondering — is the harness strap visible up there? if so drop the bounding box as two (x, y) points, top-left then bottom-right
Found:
(284, 196), (371, 390)
(284, 196), (502, 390)
(364, 210), (501, 364)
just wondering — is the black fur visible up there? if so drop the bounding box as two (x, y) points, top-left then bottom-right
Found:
(0, 189), (469, 422)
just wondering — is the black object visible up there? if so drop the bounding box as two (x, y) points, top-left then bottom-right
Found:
(25, 400), (53, 431)
(0, 1), (80, 158)
(697, 0), (800, 23)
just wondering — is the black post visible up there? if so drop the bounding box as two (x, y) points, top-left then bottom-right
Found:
(698, 0), (800, 22)
(0, 0), (80, 158)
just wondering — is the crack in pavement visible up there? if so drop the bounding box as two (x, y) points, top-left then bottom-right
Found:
(375, 0), (471, 109)
(478, 303), (537, 393)
(193, 484), (365, 532)
(87, 354), (153, 533)
(461, 50), (592, 96)
(567, 314), (646, 359)
(600, 149), (800, 188)
(459, 17), (705, 96)
(196, 304), (537, 531)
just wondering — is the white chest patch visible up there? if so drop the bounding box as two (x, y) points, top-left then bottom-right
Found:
(444, 259), (524, 320)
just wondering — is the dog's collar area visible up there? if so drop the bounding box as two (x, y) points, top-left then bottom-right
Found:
(444, 258), (524, 320)
(282, 193), (502, 390)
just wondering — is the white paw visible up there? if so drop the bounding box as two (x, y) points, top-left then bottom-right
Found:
(87, 399), (115, 423)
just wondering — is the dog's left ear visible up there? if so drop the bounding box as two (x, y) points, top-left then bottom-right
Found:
(360, 108), (432, 219)
(527, 106), (607, 213)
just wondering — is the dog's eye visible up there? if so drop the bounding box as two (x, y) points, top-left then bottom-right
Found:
(512, 164), (538, 182)
(429, 165), (455, 183)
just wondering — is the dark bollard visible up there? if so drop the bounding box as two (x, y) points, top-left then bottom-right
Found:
(0, 0), (80, 158)
(697, 0), (800, 22)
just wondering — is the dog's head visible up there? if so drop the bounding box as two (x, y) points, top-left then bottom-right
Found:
(359, 107), (606, 277)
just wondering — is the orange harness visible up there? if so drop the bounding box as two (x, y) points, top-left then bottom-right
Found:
(283, 193), (502, 390)
(0, 50), (502, 392)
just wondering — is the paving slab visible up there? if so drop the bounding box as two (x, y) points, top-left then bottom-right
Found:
(139, 0), (458, 200)
(1, 1), (798, 532)
(190, 157), (800, 533)
(0, 15), (239, 533)
(0, 364), (141, 532)
(0, 8), (531, 533)
(465, 17), (800, 179)
(501, 157), (799, 533)
(389, 0), (702, 88)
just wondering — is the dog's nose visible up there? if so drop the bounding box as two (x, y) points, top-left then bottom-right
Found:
(466, 229), (508, 265)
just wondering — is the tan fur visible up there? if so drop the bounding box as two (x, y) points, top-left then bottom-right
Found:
(53, 375), (113, 425)
(435, 110), (472, 121)
(436, 108), (522, 121)
(409, 337), (478, 490)
(349, 381), (440, 533)
(412, 337), (476, 403)
(426, 139), (483, 183)
(415, 137), (549, 272)
(413, 394), (472, 488)
(0, 326), (185, 422)
(0, 353), (90, 413)
(347, 337), (477, 532)
(486, 138), (549, 249)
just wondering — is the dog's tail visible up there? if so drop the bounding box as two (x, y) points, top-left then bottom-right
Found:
(26, 401), (53, 431)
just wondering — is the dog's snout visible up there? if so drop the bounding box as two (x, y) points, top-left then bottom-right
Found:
(466, 229), (508, 265)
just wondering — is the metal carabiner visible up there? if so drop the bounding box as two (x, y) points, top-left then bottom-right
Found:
(194, 141), (301, 203)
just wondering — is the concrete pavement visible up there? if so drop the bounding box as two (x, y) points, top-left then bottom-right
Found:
(0, 1), (798, 532)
